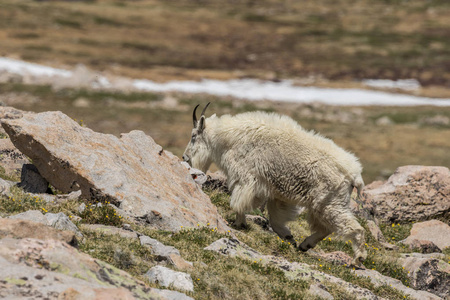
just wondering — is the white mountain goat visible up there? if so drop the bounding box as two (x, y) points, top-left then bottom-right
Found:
(183, 103), (367, 264)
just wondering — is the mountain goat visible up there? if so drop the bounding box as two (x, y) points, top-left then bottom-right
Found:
(183, 103), (367, 264)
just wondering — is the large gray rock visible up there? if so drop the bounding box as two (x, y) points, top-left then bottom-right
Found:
(1, 110), (229, 232)
(145, 266), (194, 292)
(400, 255), (450, 298)
(0, 237), (187, 300)
(361, 166), (450, 223)
(401, 220), (450, 251)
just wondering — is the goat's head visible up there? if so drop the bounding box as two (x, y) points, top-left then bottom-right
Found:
(182, 103), (212, 172)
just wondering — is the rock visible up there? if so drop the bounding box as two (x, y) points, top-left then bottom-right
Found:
(145, 266), (194, 292)
(180, 161), (207, 186)
(2, 110), (229, 232)
(366, 220), (386, 243)
(361, 166), (450, 223)
(400, 256), (450, 298)
(405, 239), (441, 254)
(0, 178), (14, 196)
(7, 210), (48, 225)
(354, 268), (441, 300)
(205, 238), (382, 299)
(139, 235), (180, 259)
(375, 116), (394, 126)
(0, 218), (77, 245)
(401, 220), (450, 251)
(80, 224), (138, 239)
(16, 164), (49, 193)
(151, 288), (194, 300)
(400, 253), (446, 260)
(308, 283), (334, 299)
(167, 253), (193, 271)
(203, 171), (229, 193)
(0, 237), (171, 299)
(78, 203), (86, 214)
(421, 115), (450, 126)
(0, 138), (28, 179)
(45, 212), (83, 238)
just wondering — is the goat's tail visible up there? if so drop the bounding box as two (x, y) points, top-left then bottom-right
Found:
(353, 174), (365, 199)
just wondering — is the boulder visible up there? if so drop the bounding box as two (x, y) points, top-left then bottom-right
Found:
(361, 166), (450, 223)
(0, 237), (185, 299)
(145, 266), (194, 292)
(1, 110), (229, 232)
(401, 220), (450, 251)
(400, 255), (450, 298)
(0, 218), (76, 245)
(180, 161), (207, 186)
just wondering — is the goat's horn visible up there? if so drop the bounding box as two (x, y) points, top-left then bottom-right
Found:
(192, 104), (200, 127)
(201, 102), (211, 117)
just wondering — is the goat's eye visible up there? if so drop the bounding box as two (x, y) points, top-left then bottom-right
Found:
(191, 134), (197, 143)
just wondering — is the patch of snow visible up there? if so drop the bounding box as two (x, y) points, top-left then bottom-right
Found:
(134, 78), (450, 107)
(0, 57), (72, 78)
(1, 57), (449, 106)
(362, 79), (421, 91)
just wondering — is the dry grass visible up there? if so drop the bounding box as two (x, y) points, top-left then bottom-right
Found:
(1, 0), (449, 89)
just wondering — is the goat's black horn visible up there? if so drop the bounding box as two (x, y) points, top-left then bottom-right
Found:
(201, 102), (211, 117)
(192, 104), (200, 127)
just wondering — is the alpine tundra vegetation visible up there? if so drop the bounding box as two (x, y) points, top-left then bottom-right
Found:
(183, 104), (367, 264)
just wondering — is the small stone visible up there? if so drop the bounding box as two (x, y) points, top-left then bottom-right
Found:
(45, 212), (82, 238)
(145, 266), (194, 292)
(139, 235), (180, 259)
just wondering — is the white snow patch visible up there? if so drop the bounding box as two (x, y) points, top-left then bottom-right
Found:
(1, 57), (449, 107)
(362, 79), (421, 91)
(0, 57), (72, 78)
(134, 78), (450, 107)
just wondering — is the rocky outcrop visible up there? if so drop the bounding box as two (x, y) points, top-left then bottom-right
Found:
(205, 238), (442, 300)
(400, 253), (450, 298)
(401, 220), (450, 251)
(1, 110), (229, 232)
(205, 238), (383, 299)
(361, 166), (450, 223)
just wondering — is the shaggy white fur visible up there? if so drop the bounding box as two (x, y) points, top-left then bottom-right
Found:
(183, 110), (367, 264)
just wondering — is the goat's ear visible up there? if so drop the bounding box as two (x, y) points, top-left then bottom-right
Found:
(198, 116), (206, 132)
